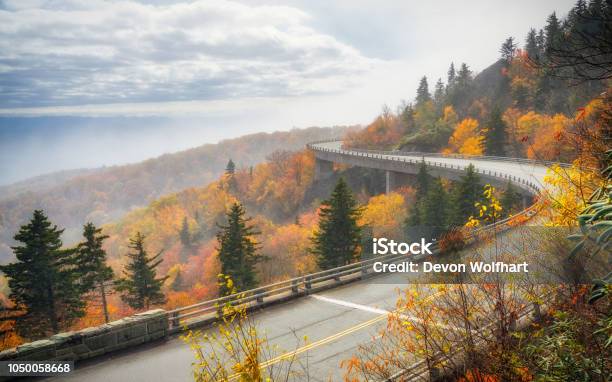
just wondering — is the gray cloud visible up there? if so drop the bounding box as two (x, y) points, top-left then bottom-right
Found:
(0, 0), (374, 107)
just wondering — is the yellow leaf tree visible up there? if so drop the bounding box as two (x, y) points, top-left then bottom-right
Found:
(359, 192), (407, 238)
(444, 118), (484, 155)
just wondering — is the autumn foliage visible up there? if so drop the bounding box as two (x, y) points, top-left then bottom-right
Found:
(443, 118), (484, 155)
(344, 108), (407, 150)
(359, 192), (409, 238)
(2, 1), (610, 362)
(24, 147), (417, 333)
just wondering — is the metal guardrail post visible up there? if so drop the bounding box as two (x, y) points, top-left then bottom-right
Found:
(361, 263), (368, 276)
(171, 311), (180, 328)
(216, 303), (224, 318)
(305, 276), (312, 290)
(291, 279), (299, 294)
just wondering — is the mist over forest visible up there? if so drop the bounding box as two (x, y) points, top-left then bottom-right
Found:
(0, 125), (350, 263)
(0, 1), (609, 380)
(0, 116), (344, 186)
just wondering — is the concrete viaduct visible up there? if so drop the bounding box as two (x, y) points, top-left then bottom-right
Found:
(309, 140), (546, 201)
(5, 140), (555, 381)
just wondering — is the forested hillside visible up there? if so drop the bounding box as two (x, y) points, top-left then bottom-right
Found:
(83, 0), (610, 321)
(82, 149), (409, 320)
(0, 1), (609, 368)
(344, 3), (608, 161)
(0, 126), (351, 263)
(0, 168), (103, 200)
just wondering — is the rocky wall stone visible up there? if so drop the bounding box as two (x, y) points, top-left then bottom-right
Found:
(0, 309), (168, 364)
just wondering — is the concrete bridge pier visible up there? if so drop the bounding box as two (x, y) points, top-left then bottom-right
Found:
(385, 171), (395, 194)
(385, 170), (410, 193)
(522, 194), (531, 210)
(314, 158), (334, 180)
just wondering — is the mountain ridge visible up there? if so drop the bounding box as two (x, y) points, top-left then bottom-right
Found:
(0, 125), (353, 263)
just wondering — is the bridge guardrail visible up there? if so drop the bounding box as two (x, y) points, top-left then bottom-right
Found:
(168, 199), (538, 331)
(306, 139), (571, 169)
(308, 140), (544, 195)
(167, 140), (545, 330)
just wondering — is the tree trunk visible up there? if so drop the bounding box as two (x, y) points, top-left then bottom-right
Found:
(100, 282), (110, 323)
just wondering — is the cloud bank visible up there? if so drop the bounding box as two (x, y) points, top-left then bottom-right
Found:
(0, 0), (373, 108)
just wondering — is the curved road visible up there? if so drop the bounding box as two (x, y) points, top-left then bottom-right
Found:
(52, 143), (552, 382)
(311, 140), (548, 193)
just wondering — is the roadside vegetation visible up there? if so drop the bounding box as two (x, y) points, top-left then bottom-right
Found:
(0, 2), (609, 382)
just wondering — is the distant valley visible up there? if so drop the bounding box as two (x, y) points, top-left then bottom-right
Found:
(0, 126), (351, 263)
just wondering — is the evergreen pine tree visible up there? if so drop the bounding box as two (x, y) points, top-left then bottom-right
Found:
(179, 217), (191, 248)
(405, 205), (422, 228)
(586, 0), (601, 17)
(536, 29), (545, 53)
(416, 76), (431, 106)
(525, 28), (540, 62)
(447, 63), (473, 112)
(450, 164), (483, 227)
(0, 210), (85, 338)
(415, 160), (431, 200)
(406, 161), (431, 229)
(171, 269), (184, 291)
(75, 223), (114, 323)
(419, 178), (450, 238)
(225, 159), (236, 175)
(433, 78), (445, 105)
(401, 103), (415, 128)
(500, 37), (517, 64)
(484, 106), (507, 156)
(447, 62), (456, 87)
(116, 232), (168, 310)
(573, 0), (588, 19)
(501, 181), (522, 215)
(544, 12), (562, 56)
(457, 63), (472, 85)
(311, 178), (362, 270)
(216, 203), (261, 295)
(225, 159), (237, 191)
(534, 72), (551, 112)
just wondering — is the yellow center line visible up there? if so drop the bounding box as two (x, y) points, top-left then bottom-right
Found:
(225, 288), (446, 381)
(263, 312), (387, 364)
(226, 313), (387, 381)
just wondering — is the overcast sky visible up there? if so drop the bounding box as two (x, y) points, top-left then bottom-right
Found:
(0, 0), (575, 184)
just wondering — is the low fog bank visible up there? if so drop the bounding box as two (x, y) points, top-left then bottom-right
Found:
(0, 115), (309, 186)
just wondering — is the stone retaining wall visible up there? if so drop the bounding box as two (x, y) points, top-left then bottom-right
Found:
(0, 309), (168, 363)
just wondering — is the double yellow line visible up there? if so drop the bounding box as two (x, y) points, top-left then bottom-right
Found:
(226, 313), (387, 381)
(226, 288), (446, 380)
(266, 312), (387, 364)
